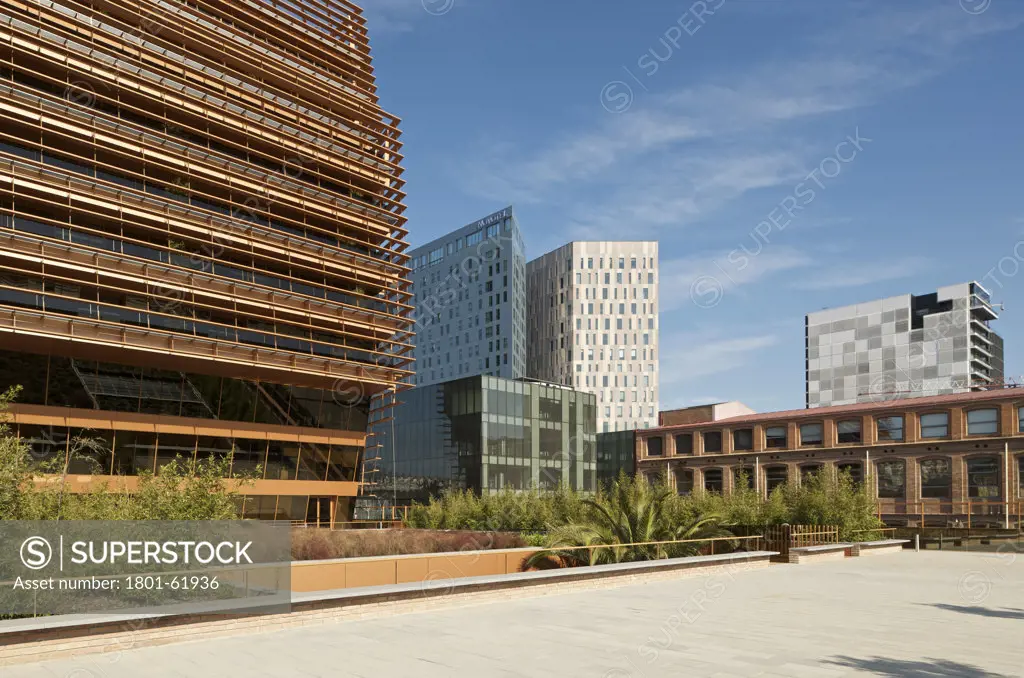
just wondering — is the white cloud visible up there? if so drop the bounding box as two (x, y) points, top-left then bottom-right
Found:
(458, 4), (1023, 237)
(564, 150), (810, 241)
(659, 245), (812, 312)
(660, 332), (778, 386)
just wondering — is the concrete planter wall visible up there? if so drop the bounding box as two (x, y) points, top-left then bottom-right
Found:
(290, 547), (544, 592)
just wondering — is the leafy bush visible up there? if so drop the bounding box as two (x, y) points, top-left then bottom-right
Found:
(406, 469), (882, 543)
(775, 469), (883, 540)
(527, 474), (731, 567)
(406, 485), (589, 532)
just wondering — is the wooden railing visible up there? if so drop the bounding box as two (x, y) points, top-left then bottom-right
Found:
(763, 524), (839, 558)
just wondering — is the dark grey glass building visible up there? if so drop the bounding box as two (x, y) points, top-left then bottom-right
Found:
(596, 430), (637, 486)
(372, 376), (597, 504)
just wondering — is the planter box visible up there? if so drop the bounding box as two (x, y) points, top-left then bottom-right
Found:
(290, 547), (543, 592)
(850, 540), (910, 557)
(787, 543), (852, 564)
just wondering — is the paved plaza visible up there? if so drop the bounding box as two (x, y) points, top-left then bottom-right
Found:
(6, 551), (1023, 677)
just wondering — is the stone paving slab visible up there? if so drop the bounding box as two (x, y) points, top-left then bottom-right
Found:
(5, 551), (1023, 677)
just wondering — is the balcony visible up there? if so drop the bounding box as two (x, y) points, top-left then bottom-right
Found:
(970, 340), (992, 358)
(970, 349), (992, 367)
(970, 294), (998, 321)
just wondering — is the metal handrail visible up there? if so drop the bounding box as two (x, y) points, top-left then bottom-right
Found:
(535, 534), (764, 558)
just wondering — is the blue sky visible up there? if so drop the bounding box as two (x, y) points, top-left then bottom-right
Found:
(364, 0), (1024, 413)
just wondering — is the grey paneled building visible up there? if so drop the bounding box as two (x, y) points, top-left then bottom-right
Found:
(372, 376), (597, 504)
(407, 207), (527, 387)
(806, 282), (1002, 408)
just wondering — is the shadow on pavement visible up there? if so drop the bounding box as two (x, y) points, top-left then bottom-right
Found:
(824, 656), (1012, 677)
(926, 603), (1024, 620)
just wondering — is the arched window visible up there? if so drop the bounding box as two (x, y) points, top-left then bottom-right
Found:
(920, 458), (952, 499)
(966, 456), (1000, 499)
(703, 468), (723, 493)
(876, 416), (904, 442)
(703, 431), (723, 453)
(920, 413), (950, 439)
(876, 459), (906, 498)
(765, 466), (788, 494)
(967, 409), (999, 436)
(676, 469), (694, 496)
(765, 426), (788, 449)
(800, 463), (823, 483)
(674, 433), (693, 455)
(837, 420), (862, 444)
(800, 423), (824, 447)
(837, 461), (863, 485)
(733, 467), (755, 490)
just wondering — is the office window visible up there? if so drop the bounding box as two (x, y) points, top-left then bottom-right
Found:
(920, 458), (952, 498)
(920, 413), (949, 439)
(800, 422), (823, 446)
(733, 428), (753, 451)
(646, 437), (663, 457)
(703, 431), (722, 453)
(967, 408), (999, 436)
(1019, 406), (1024, 433)
(674, 433), (692, 455)
(876, 460), (906, 498)
(703, 469), (723, 493)
(837, 419), (862, 444)
(765, 426), (787, 449)
(876, 416), (904, 442)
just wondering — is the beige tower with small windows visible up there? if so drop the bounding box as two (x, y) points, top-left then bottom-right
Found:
(527, 242), (659, 432)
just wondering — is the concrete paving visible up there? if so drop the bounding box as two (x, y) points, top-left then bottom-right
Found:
(5, 550), (1024, 677)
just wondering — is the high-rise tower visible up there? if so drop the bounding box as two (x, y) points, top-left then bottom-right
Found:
(0, 0), (411, 522)
(527, 241), (659, 432)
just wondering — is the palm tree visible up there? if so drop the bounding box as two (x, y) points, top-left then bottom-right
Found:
(526, 474), (732, 568)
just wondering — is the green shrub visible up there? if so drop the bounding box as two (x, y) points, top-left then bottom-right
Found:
(406, 469), (882, 541)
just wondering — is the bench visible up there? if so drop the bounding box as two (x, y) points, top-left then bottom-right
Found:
(850, 539), (910, 557)
(787, 543), (852, 564)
